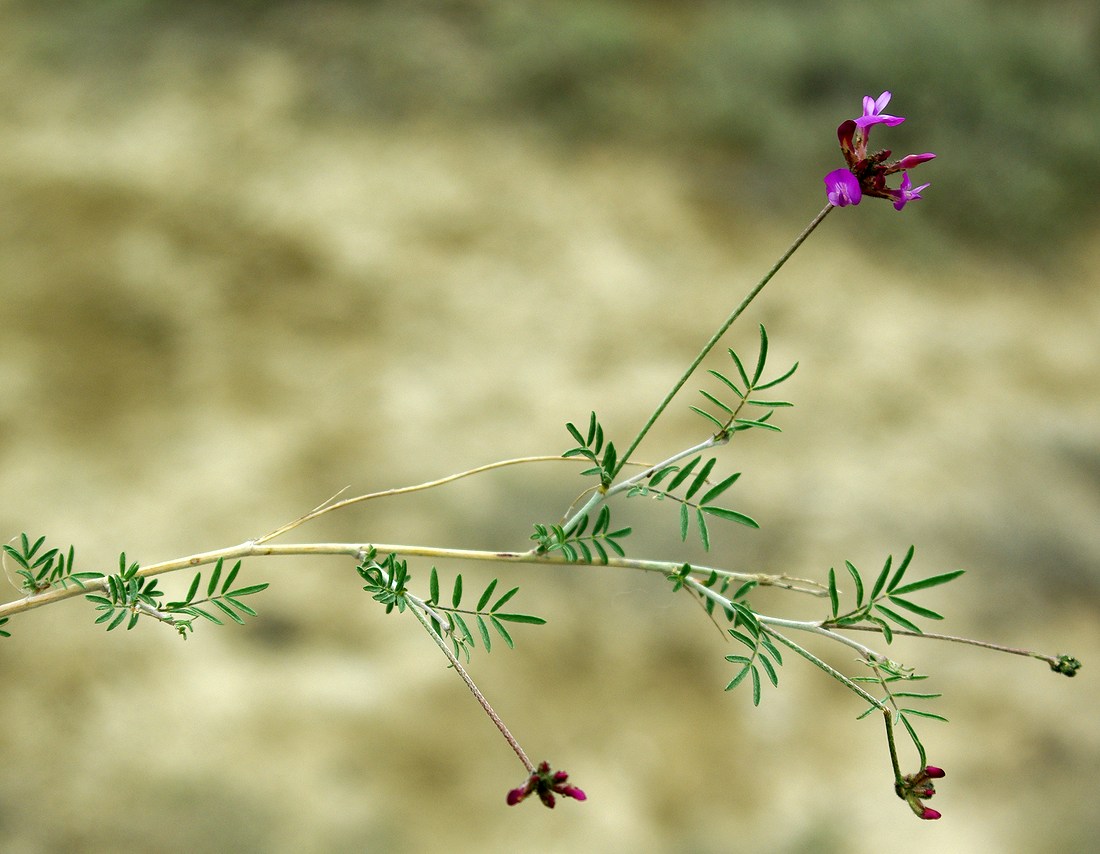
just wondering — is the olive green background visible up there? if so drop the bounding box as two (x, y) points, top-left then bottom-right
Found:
(1, 2), (1098, 851)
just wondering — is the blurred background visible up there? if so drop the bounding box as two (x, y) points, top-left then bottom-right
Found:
(1, 1), (1098, 851)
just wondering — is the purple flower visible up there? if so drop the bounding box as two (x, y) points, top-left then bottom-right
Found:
(896, 152), (936, 170)
(887, 172), (931, 211)
(855, 91), (905, 130)
(824, 91), (934, 211)
(824, 169), (862, 207)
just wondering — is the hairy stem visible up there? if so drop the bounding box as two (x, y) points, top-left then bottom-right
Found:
(409, 598), (534, 772)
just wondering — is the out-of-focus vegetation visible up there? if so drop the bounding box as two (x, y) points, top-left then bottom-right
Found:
(12, 0), (1100, 260)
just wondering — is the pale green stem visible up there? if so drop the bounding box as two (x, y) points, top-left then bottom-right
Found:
(0, 540), (826, 619)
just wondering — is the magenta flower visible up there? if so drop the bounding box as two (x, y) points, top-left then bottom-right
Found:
(887, 172), (931, 211)
(855, 91), (906, 130)
(824, 169), (862, 207)
(824, 91), (934, 211)
(506, 761), (587, 809)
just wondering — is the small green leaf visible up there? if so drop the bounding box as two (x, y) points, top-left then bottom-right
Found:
(452, 613), (473, 644)
(690, 407), (728, 432)
(490, 616), (514, 648)
(696, 508), (710, 551)
(667, 457), (701, 491)
(733, 418), (782, 432)
(493, 613), (547, 625)
(890, 570), (965, 596)
(874, 604), (923, 634)
(184, 573), (201, 605)
(477, 615), (492, 651)
(754, 361), (799, 391)
(746, 398), (793, 408)
(700, 472), (742, 506)
(227, 583), (268, 597)
(758, 653), (779, 687)
(698, 389), (733, 415)
(845, 561), (864, 608)
(222, 561), (241, 592)
(901, 708), (949, 723)
(477, 578), (498, 612)
(566, 421), (585, 447)
(700, 506), (759, 528)
(828, 568), (839, 617)
(724, 663), (752, 691)
(752, 324), (769, 385)
(869, 555), (892, 601)
(452, 574), (463, 608)
(213, 600), (244, 624)
(491, 586), (520, 612)
(685, 458), (717, 501)
(887, 595), (945, 620)
(751, 664), (762, 705)
(886, 545), (916, 591)
(728, 348), (751, 390)
(429, 567), (440, 604)
(208, 559), (223, 598)
(679, 502), (690, 541)
(224, 597), (258, 617)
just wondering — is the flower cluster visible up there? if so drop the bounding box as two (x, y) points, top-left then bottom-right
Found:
(506, 761), (587, 809)
(824, 91), (934, 211)
(896, 764), (946, 820)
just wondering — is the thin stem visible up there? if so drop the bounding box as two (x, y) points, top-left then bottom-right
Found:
(837, 623), (1068, 669)
(0, 541), (826, 619)
(256, 455), (582, 544)
(611, 203), (834, 479)
(883, 706), (904, 786)
(408, 598), (534, 772)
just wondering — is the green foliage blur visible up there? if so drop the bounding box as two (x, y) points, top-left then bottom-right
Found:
(17, 0), (1100, 257)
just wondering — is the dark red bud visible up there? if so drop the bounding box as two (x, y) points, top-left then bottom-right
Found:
(924, 766), (946, 779)
(920, 807), (942, 820)
(506, 788), (526, 806)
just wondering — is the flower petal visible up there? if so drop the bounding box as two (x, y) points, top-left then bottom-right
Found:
(824, 169), (862, 207)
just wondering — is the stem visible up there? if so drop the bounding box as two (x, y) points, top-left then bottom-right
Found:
(611, 203), (834, 479)
(256, 455), (582, 544)
(0, 541), (826, 619)
(765, 626), (886, 710)
(408, 598), (534, 772)
(883, 706), (904, 786)
(836, 623), (1064, 665)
